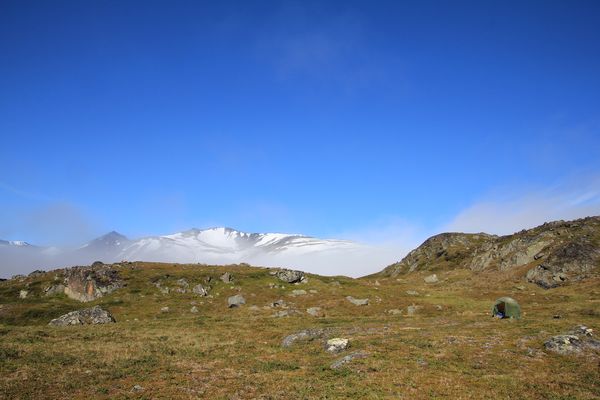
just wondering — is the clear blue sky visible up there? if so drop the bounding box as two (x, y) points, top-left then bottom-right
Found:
(1, 0), (599, 244)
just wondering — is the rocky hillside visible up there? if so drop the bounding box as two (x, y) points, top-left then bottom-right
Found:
(378, 216), (600, 288)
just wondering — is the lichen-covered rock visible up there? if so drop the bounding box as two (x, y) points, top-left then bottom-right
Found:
(325, 338), (349, 353)
(424, 274), (439, 283)
(346, 296), (369, 306)
(282, 328), (325, 348)
(228, 294), (245, 308)
(544, 335), (583, 355)
(220, 272), (233, 283)
(63, 265), (123, 302)
(48, 306), (115, 326)
(276, 269), (304, 283)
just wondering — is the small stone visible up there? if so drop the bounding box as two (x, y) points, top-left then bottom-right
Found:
(330, 351), (368, 369)
(307, 307), (324, 317)
(228, 294), (245, 308)
(19, 290), (28, 299)
(309, 289), (318, 294)
(131, 385), (144, 392)
(387, 309), (403, 315)
(406, 290), (419, 296)
(325, 338), (349, 353)
(424, 274), (438, 284)
(160, 306), (170, 313)
(435, 305), (443, 311)
(407, 305), (418, 316)
(190, 306), (199, 313)
(291, 289), (307, 296)
(346, 296), (369, 306)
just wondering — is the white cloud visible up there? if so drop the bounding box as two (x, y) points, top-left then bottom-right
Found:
(444, 175), (600, 235)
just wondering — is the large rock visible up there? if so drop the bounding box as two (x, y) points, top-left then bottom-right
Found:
(220, 272), (233, 283)
(228, 294), (246, 308)
(346, 296), (369, 306)
(526, 265), (567, 289)
(63, 265), (123, 302)
(49, 306), (115, 326)
(192, 284), (209, 296)
(325, 338), (349, 353)
(282, 329), (325, 347)
(275, 269), (305, 283)
(424, 274), (439, 284)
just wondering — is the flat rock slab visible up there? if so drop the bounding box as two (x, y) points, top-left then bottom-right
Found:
(330, 351), (368, 369)
(282, 329), (325, 348)
(49, 305), (115, 326)
(346, 296), (369, 306)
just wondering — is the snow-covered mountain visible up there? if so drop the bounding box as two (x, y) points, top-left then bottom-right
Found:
(98, 227), (361, 264)
(1, 227), (394, 278)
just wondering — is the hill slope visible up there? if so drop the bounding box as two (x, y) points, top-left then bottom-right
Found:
(378, 216), (600, 288)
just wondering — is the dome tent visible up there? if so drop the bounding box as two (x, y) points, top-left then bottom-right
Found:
(492, 297), (521, 319)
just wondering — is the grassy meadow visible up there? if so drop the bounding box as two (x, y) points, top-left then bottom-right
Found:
(0, 262), (599, 399)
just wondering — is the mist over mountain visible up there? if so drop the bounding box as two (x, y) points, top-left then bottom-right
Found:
(0, 227), (394, 278)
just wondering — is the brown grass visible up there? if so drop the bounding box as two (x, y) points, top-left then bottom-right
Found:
(0, 262), (599, 399)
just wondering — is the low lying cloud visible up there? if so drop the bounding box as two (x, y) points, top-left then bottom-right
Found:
(444, 175), (600, 235)
(2, 176), (600, 279)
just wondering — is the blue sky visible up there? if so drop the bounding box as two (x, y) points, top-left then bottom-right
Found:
(1, 0), (600, 245)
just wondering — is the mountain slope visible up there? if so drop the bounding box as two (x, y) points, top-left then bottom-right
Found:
(377, 216), (600, 288)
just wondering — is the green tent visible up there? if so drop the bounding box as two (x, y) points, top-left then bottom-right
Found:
(492, 297), (521, 319)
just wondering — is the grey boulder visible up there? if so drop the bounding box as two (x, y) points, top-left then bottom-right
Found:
(228, 294), (246, 308)
(49, 306), (115, 326)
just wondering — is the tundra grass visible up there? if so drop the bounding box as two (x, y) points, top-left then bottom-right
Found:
(0, 262), (598, 399)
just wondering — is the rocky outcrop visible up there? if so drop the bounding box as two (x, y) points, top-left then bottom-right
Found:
(379, 216), (600, 288)
(63, 265), (124, 302)
(48, 306), (115, 326)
